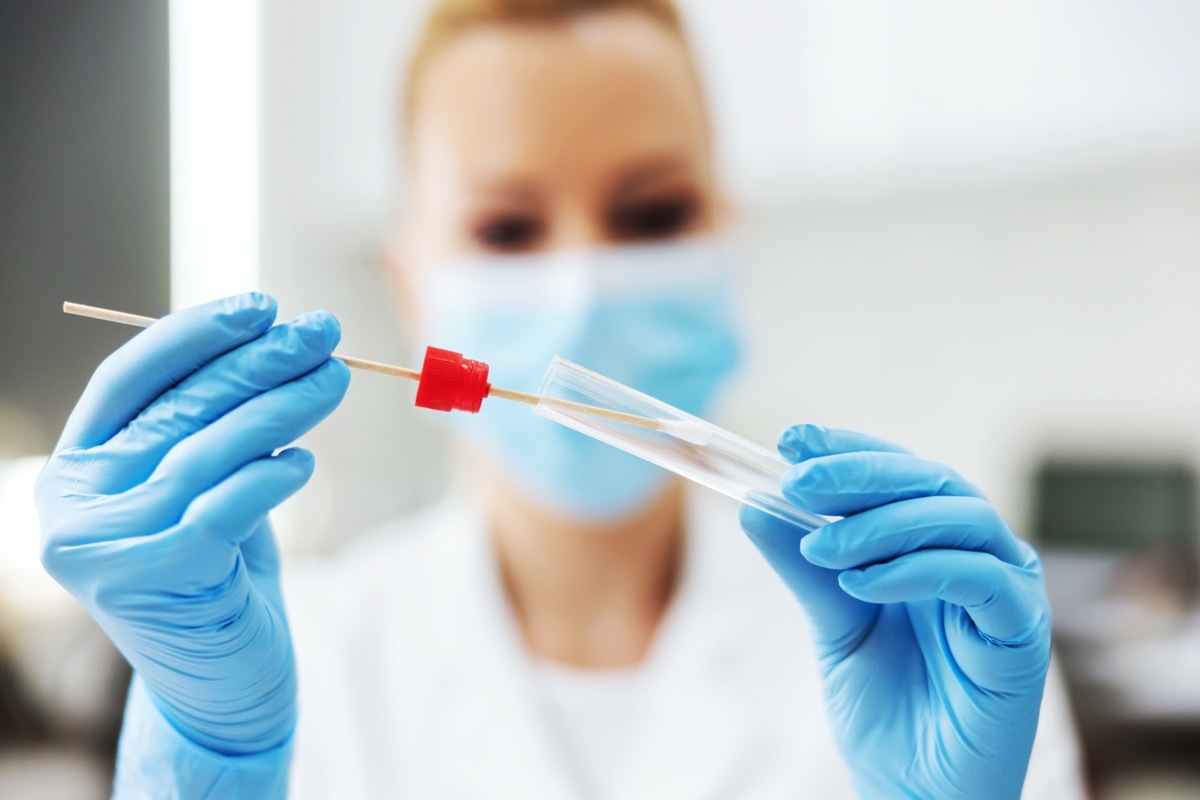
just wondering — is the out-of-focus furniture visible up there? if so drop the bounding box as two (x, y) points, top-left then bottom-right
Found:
(1034, 459), (1200, 794)
(0, 615), (127, 800)
(0, 456), (129, 799)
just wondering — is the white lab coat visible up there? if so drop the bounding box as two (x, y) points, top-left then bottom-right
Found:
(284, 490), (1086, 799)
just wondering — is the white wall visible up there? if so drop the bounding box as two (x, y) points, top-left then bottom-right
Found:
(258, 0), (436, 552)
(728, 155), (1200, 532)
(250, 0), (1200, 551)
(686, 0), (1200, 195)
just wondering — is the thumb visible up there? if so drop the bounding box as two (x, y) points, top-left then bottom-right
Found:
(740, 505), (877, 663)
(241, 520), (286, 608)
(172, 448), (313, 590)
(180, 447), (315, 546)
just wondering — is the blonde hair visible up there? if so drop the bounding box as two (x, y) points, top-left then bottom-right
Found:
(404, 0), (691, 128)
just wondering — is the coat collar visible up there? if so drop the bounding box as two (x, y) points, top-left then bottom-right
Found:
(421, 491), (762, 800)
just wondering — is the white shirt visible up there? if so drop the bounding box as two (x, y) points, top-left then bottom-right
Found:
(274, 490), (1086, 799)
(533, 659), (643, 799)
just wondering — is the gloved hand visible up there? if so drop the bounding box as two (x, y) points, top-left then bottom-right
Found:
(36, 293), (350, 756)
(740, 425), (1050, 800)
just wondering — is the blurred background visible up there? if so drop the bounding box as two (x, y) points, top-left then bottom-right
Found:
(1, 1), (1198, 797)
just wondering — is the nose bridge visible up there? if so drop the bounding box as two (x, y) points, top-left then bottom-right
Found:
(548, 195), (608, 251)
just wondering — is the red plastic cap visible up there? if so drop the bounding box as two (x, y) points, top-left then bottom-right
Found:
(414, 346), (491, 413)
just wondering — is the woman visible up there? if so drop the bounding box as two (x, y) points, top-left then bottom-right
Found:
(37, 1), (1085, 797)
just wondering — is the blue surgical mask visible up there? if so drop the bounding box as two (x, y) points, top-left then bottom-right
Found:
(415, 237), (742, 521)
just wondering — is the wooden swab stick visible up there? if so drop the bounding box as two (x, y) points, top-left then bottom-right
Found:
(62, 303), (424, 381)
(62, 302), (664, 431)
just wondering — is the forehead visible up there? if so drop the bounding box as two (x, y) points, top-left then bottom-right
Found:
(408, 11), (710, 188)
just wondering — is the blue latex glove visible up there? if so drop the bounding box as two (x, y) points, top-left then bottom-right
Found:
(37, 293), (350, 758)
(740, 425), (1051, 800)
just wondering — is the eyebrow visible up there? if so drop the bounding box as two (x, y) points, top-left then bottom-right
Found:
(466, 155), (698, 205)
(609, 156), (696, 201)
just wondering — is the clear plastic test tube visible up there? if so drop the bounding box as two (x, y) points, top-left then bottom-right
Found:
(533, 356), (827, 532)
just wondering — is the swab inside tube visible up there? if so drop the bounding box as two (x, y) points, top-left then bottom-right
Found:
(533, 356), (826, 531)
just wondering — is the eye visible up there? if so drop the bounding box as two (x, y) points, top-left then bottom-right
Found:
(473, 214), (544, 252)
(608, 195), (699, 241)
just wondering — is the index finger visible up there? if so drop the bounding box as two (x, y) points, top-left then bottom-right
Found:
(782, 451), (986, 517)
(58, 293), (277, 450)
